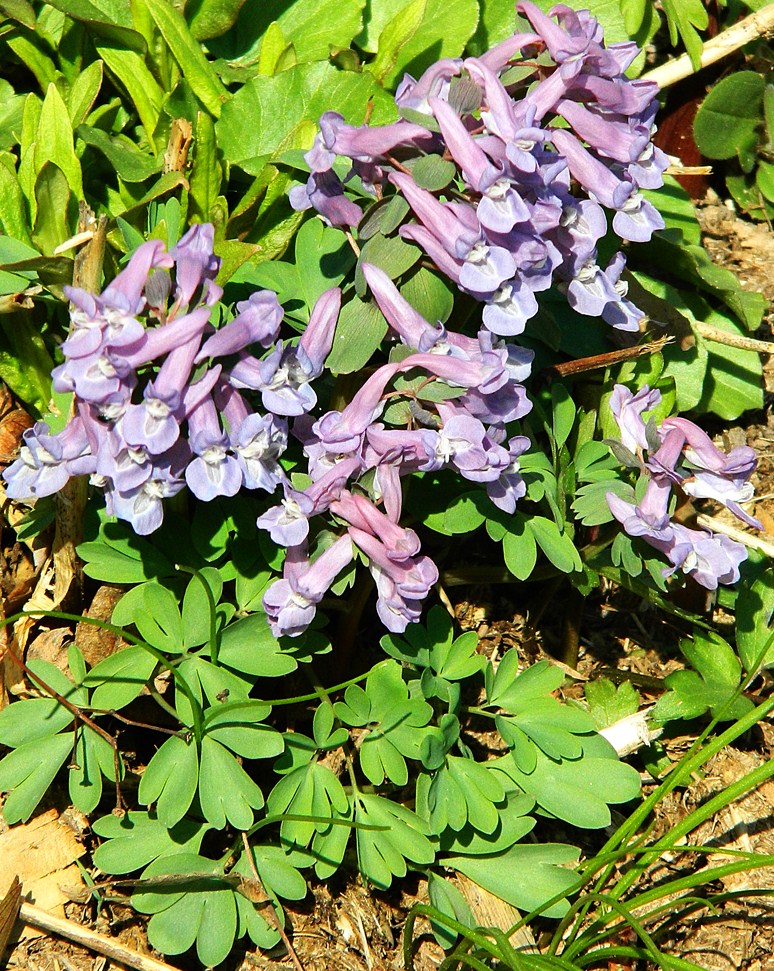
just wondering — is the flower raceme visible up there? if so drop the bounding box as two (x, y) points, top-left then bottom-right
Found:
(3, 228), (533, 636)
(292, 0), (668, 342)
(606, 385), (759, 589)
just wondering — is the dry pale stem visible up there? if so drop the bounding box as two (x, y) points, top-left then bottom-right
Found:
(642, 4), (774, 90)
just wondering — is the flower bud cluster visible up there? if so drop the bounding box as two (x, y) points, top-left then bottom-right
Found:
(606, 385), (760, 589)
(292, 0), (668, 341)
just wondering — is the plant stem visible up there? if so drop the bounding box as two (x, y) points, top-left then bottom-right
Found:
(558, 586), (585, 668)
(641, 4), (774, 90)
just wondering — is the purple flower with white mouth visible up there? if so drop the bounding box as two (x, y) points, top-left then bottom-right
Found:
(661, 417), (761, 529)
(232, 288), (341, 417)
(612, 192), (665, 243)
(184, 396), (242, 502)
(3, 419), (94, 498)
(482, 281), (539, 336)
(109, 442), (189, 535)
(610, 384), (662, 454)
(486, 435), (529, 514)
(228, 412), (288, 493)
(263, 536), (355, 638)
(663, 524), (747, 589)
(331, 492), (422, 562)
(256, 486), (315, 547)
(290, 162), (363, 228)
(96, 429), (153, 493)
(550, 128), (636, 213)
(362, 264), (444, 350)
(395, 58), (462, 113)
(349, 526), (438, 603)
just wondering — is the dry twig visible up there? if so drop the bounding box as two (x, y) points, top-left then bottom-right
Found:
(641, 4), (774, 90)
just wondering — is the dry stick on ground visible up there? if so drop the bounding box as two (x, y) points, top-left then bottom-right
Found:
(692, 321), (774, 356)
(18, 901), (180, 971)
(696, 514), (774, 558)
(641, 3), (774, 90)
(542, 335), (674, 378)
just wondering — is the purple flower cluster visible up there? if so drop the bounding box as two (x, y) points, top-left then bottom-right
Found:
(606, 385), (760, 589)
(2, 226), (311, 534)
(260, 264), (531, 636)
(4, 228), (532, 637)
(292, 0), (668, 339)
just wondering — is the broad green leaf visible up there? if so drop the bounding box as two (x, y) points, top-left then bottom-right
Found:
(134, 854), (238, 966)
(78, 529), (174, 582)
(199, 736), (264, 829)
(326, 295), (388, 374)
(132, 582), (184, 653)
(403, 153), (456, 191)
(0, 159), (32, 243)
(35, 83), (82, 198)
(95, 44), (163, 151)
(368, 0), (427, 84)
(551, 382), (575, 449)
(32, 163), (75, 255)
(695, 310), (764, 419)
(0, 0), (36, 28)
(355, 233), (421, 298)
(86, 648), (158, 710)
(138, 735), (199, 827)
(0, 310), (55, 415)
(585, 679), (640, 730)
(69, 726), (117, 814)
(77, 126), (162, 182)
(293, 217), (356, 314)
(444, 843), (580, 918)
(528, 516), (582, 573)
(400, 267), (453, 324)
(189, 112), (222, 222)
(736, 570), (774, 672)
(503, 737), (641, 828)
(181, 568), (222, 649)
(695, 73), (766, 162)
(500, 512), (537, 580)
(217, 61), (394, 176)
(0, 733), (72, 823)
(0, 697), (73, 746)
(204, 701), (283, 759)
(661, 0), (708, 70)
(41, 0), (146, 50)
(93, 811), (208, 873)
(423, 491), (487, 535)
(243, 0), (364, 64)
(377, 0), (478, 89)
(355, 794), (434, 889)
(143, 0), (228, 117)
(67, 59), (103, 127)
(218, 615), (297, 677)
(427, 872), (475, 948)
(187, 0), (250, 41)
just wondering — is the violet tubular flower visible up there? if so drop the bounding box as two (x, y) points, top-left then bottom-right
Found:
(263, 536), (355, 638)
(607, 384), (760, 589)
